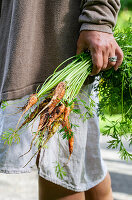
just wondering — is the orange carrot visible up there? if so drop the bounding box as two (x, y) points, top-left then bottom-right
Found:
(17, 97), (51, 131)
(15, 93), (38, 131)
(47, 103), (65, 129)
(36, 114), (63, 167)
(69, 130), (74, 155)
(24, 93), (38, 113)
(44, 82), (65, 112)
(20, 111), (47, 157)
(63, 106), (74, 157)
(34, 103), (65, 151)
(35, 82), (65, 131)
(42, 114), (63, 147)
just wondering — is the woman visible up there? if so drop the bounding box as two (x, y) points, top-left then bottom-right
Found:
(0, 0), (123, 199)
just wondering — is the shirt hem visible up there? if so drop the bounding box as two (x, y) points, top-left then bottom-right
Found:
(0, 77), (95, 102)
(0, 168), (32, 174)
(0, 82), (43, 102)
(38, 168), (108, 192)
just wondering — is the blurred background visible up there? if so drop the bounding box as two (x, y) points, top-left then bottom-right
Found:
(118, 0), (132, 29)
(0, 1), (132, 200)
(117, 0), (132, 28)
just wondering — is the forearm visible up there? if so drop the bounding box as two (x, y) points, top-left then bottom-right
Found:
(79, 0), (120, 33)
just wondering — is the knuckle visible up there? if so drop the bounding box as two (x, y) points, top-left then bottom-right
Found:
(121, 52), (124, 59)
(104, 62), (108, 66)
(118, 56), (123, 63)
(102, 62), (109, 70)
(103, 63), (108, 69)
(118, 58), (123, 63)
(110, 62), (116, 67)
(117, 47), (124, 58)
(93, 40), (103, 50)
(115, 61), (121, 67)
(118, 50), (124, 59)
(96, 43), (102, 50)
(96, 64), (102, 70)
(109, 42), (113, 48)
(102, 67), (106, 71)
(105, 43), (109, 50)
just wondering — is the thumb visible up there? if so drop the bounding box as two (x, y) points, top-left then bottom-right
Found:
(76, 32), (88, 55)
(76, 44), (85, 55)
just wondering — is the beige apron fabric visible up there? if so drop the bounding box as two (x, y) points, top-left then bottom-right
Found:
(0, 95), (38, 173)
(38, 82), (108, 191)
(0, 81), (107, 191)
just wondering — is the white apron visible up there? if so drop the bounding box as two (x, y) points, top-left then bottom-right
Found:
(0, 81), (107, 191)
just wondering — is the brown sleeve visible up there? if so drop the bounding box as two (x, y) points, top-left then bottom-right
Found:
(79, 0), (120, 33)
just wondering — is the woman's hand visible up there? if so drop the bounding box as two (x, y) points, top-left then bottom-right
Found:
(76, 31), (123, 75)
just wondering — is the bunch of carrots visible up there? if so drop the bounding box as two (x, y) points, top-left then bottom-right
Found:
(2, 53), (92, 165)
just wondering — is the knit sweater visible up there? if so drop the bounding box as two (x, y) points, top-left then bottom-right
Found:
(0, 0), (120, 101)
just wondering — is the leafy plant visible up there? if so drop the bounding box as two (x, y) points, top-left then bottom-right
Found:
(2, 128), (20, 145)
(55, 161), (67, 180)
(1, 100), (9, 111)
(98, 21), (132, 160)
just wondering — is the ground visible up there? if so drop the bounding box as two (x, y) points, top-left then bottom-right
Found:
(0, 135), (132, 200)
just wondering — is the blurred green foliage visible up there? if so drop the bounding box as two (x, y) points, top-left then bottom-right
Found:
(117, 0), (132, 28)
(120, 0), (132, 10)
(117, 10), (132, 28)
(99, 114), (121, 133)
